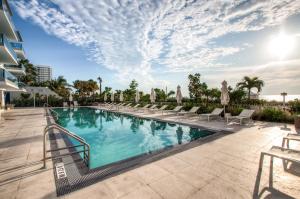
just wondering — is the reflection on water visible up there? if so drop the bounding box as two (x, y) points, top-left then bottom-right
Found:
(53, 107), (215, 168)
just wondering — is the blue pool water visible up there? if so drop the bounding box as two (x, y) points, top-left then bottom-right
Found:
(53, 107), (215, 169)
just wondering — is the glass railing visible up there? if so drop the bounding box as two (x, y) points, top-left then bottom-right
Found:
(10, 42), (23, 50)
(1, 1), (16, 32)
(0, 33), (18, 62)
(0, 68), (19, 87)
(4, 64), (26, 73)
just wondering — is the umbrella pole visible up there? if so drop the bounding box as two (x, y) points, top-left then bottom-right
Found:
(224, 105), (226, 122)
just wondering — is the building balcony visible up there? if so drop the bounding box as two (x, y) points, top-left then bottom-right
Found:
(4, 64), (26, 76)
(10, 42), (26, 59)
(0, 67), (19, 90)
(0, 33), (18, 65)
(0, 0), (19, 41)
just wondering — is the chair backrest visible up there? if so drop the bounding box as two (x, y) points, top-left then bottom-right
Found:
(173, 106), (183, 112)
(63, 102), (68, 107)
(149, 104), (157, 109)
(133, 104), (140, 108)
(143, 104), (150, 108)
(211, 108), (223, 115)
(126, 103), (132, 107)
(189, 106), (200, 113)
(74, 101), (78, 106)
(159, 105), (168, 110)
(239, 109), (255, 117)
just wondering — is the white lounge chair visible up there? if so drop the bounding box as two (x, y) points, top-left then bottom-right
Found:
(258, 145), (300, 192)
(141, 104), (158, 113)
(226, 109), (255, 125)
(127, 104), (140, 111)
(200, 108), (223, 121)
(164, 106), (183, 115)
(135, 104), (151, 112)
(148, 105), (168, 114)
(282, 133), (300, 148)
(63, 102), (68, 107)
(177, 106), (200, 116)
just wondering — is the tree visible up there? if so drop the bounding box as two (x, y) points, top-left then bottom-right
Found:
(228, 86), (246, 104)
(48, 76), (71, 98)
(73, 79), (99, 97)
(124, 80), (138, 101)
(237, 76), (264, 99)
(167, 90), (175, 98)
(188, 73), (206, 100)
(19, 59), (37, 85)
(154, 88), (166, 102)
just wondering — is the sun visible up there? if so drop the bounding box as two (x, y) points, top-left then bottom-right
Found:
(268, 33), (295, 60)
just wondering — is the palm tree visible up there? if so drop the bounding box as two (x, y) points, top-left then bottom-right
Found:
(237, 76), (264, 99)
(97, 76), (102, 95)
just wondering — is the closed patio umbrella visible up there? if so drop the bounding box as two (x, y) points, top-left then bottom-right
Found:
(150, 88), (156, 103)
(176, 85), (183, 105)
(135, 90), (140, 103)
(111, 91), (114, 102)
(221, 80), (230, 113)
(104, 92), (107, 102)
(120, 91), (124, 102)
(69, 94), (73, 102)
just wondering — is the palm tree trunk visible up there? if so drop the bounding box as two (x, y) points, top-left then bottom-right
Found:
(248, 89), (251, 100)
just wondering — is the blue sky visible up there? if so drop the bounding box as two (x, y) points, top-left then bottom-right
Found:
(11, 0), (300, 95)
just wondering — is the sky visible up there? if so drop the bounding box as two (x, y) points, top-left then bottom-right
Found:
(10, 0), (300, 96)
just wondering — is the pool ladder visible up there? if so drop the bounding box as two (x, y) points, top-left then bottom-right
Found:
(43, 123), (90, 169)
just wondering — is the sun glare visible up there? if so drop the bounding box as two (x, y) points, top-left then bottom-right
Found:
(268, 33), (295, 59)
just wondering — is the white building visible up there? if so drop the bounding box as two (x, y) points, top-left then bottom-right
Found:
(36, 65), (52, 83)
(0, 0), (27, 109)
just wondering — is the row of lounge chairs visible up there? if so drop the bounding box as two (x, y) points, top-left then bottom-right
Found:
(63, 101), (79, 107)
(99, 103), (255, 125)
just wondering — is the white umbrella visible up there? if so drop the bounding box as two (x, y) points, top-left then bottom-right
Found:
(69, 94), (73, 102)
(135, 90), (140, 103)
(120, 91), (124, 102)
(150, 88), (156, 103)
(176, 85), (183, 104)
(111, 91), (114, 102)
(221, 80), (230, 113)
(104, 92), (107, 102)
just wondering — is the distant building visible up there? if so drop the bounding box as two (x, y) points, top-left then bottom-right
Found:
(36, 65), (52, 83)
(250, 91), (259, 100)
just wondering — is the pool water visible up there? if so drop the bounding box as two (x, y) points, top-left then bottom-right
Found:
(53, 107), (215, 169)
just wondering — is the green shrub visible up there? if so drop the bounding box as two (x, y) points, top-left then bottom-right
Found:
(289, 99), (300, 114)
(227, 106), (243, 116)
(253, 107), (294, 123)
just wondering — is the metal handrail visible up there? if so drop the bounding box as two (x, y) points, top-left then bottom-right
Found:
(43, 103), (59, 120)
(43, 123), (90, 169)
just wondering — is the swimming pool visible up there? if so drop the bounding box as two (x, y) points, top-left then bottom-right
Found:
(53, 107), (215, 169)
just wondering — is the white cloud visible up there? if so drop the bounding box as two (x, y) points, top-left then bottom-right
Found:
(12, 0), (300, 91)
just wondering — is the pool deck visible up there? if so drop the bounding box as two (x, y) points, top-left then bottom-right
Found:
(0, 107), (300, 199)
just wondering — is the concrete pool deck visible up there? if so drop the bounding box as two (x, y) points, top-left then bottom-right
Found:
(0, 108), (300, 199)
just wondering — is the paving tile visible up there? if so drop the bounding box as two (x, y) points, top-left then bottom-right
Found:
(120, 186), (162, 199)
(155, 156), (190, 174)
(104, 171), (146, 198)
(149, 174), (198, 199)
(188, 179), (252, 199)
(65, 183), (114, 199)
(175, 166), (216, 189)
(133, 163), (171, 184)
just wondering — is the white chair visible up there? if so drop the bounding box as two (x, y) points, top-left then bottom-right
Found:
(200, 108), (223, 121)
(226, 109), (255, 125)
